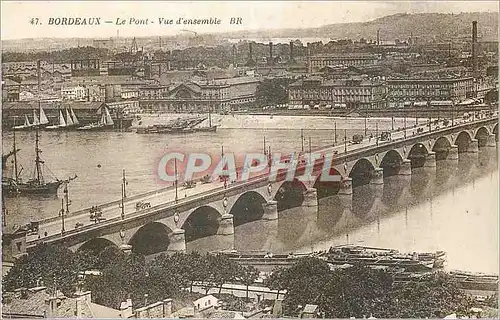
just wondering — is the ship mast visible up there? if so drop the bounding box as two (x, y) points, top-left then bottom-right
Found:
(34, 126), (44, 184)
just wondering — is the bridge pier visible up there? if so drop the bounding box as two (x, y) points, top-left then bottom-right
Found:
(370, 168), (384, 185)
(423, 151), (436, 173)
(398, 159), (412, 176)
(485, 134), (497, 148)
(468, 139), (479, 153)
(261, 200), (278, 220)
(338, 177), (353, 195)
(448, 145), (459, 161)
(302, 188), (318, 207)
(169, 229), (186, 253)
(217, 214), (234, 235)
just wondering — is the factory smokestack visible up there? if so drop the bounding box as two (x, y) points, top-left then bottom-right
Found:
(306, 43), (312, 74)
(377, 29), (380, 46)
(249, 42), (253, 61)
(232, 44), (236, 66)
(269, 42), (273, 65)
(472, 20), (478, 75)
(289, 41), (294, 62)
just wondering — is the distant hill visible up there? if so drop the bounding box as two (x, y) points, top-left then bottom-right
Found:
(219, 12), (499, 42)
(2, 12), (498, 53)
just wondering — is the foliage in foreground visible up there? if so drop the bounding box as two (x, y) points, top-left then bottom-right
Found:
(264, 257), (476, 318)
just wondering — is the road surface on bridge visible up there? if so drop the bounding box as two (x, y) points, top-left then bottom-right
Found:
(28, 113), (495, 242)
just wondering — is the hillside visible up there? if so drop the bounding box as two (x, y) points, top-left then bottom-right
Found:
(220, 12), (499, 42)
(1, 12), (498, 53)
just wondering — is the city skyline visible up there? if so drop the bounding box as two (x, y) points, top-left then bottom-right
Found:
(1, 1), (499, 40)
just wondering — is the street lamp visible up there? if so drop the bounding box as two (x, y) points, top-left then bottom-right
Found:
(334, 121), (337, 145)
(60, 198), (65, 234)
(344, 129), (347, 153)
(300, 128), (304, 152)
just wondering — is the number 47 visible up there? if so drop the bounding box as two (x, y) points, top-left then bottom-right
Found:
(30, 18), (39, 25)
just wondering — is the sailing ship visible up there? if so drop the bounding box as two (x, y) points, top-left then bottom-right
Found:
(2, 127), (77, 195)
(12, 104), (49, 131)
(196, 110), (218, 132)
(77, 106), (114, 131)
(45, 108), (80, 131)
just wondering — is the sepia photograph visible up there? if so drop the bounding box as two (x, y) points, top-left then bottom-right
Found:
(1, 1), (499, 318)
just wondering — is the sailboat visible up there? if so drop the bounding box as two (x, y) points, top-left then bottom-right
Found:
(12, 115), (33, 131)
(65, 109), (74, 127)
(196, 109), (218, 132)
(2, 127), (77, 195)
(70, 108), (79, 126)
(77, 106), (115, 131)
(45, 110), (67, 130)
(12, 104), (49, 131)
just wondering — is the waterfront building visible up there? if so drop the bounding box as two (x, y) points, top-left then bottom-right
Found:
(2, 228), (27, 278)
(386, 76), (475, 107)
(61, 85), (87, 101)
(2, 78), (21, 102)
(139, 76), (261, 113)
(288, 76), (387, 109)
(308, 53), (381, 73)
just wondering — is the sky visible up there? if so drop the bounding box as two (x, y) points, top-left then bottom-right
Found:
(1, 1), (499, 40)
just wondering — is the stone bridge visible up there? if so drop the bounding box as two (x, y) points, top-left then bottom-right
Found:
(27, 117), (498, 256)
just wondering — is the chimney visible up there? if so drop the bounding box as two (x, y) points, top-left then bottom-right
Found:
(75, 295), (84, 317)
(307, 43), (312, 74)
(232, 44), (236, 66)
(269, 42), (273, 64)
(120, 298), (133, 318)
(289, 41), (294, 62)
(472, 20), (478, 75)
(45, 296), (58, 318)
(163, 298), (172, 318)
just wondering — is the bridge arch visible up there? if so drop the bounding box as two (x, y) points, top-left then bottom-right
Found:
(493, 124), (498, 142)
(455, 131), (473, 153)
(475, 127), (490, 147)
(182, 205), (221, 242)
(407, 143), (429, 168)
(229, 191), (267, 227)
(349, 158), (375, 188)
(313, 166), (342, 199)
(128, 222), (172, 256)
(274, 178), (307, 212)
(380, 149), (404, 177)
(432, 136), (452, 161)
(78, 237), (119, 254)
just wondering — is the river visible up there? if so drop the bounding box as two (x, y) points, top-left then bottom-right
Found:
(2, 115), (498, 274)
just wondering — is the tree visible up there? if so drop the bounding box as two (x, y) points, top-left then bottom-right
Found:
(391, 271), (474, 318)
(255, 78), (292, 107)
(3, 243), (78, 296)
(238, 265), (260, 299)
(84, 252), (149, 309)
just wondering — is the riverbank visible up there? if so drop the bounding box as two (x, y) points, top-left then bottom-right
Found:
(134, 113), (426, 131)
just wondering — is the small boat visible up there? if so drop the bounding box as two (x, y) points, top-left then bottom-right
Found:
(2, 127), (77, 196)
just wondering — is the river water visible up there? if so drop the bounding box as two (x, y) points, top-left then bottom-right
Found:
(2, 115), (498, 274)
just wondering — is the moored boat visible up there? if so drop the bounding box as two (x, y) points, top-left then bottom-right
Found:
(77, 106), (114, 131)
(2, 127), (77, 196)
(324, 245), (446, 272)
